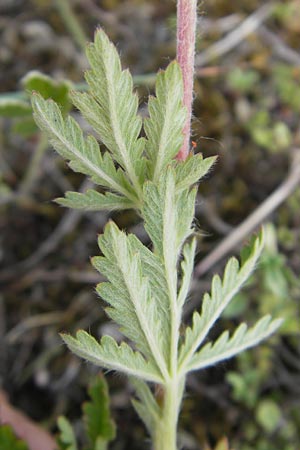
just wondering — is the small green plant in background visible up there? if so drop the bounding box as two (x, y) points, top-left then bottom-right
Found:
(0, 375), (115, 450)
(204, 436), (233, 450)
(225, 223), (300, 450)
(30, 4), (282, 449)
(0, 71), (71, 137)
(0, 425), (29, 450)
(57, 375), (116, 450)
(0, 71), (72, 205)
(226, 67), (293, 153)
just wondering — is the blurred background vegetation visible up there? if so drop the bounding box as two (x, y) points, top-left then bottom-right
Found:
(0, 1), (300, 449)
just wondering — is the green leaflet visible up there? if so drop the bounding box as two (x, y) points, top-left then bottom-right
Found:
(92, 222), (170, 380)
(31, 94), (138, 205)
(127, 233), (170, 313)
(130, 378), (161, 438)
(173, 154), (217, 191)
(56, 189), (135, 211)
(142, 168), (196, 262)
(178, 238), (197, 308)
(61, 331), (162, 383)
(142, 168), (196, 330)
(178, 233), (266, 371)
(175, 187), (197, 256)
(72, 29), (145, 194)
(185, 315), (283, 373)
(144, 62), (187, 182)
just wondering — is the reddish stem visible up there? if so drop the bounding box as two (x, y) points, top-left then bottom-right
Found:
(176, 0), (197, 161)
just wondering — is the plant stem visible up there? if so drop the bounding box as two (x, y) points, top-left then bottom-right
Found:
(54, 0), (88, 51)
(176, 0), (197, 161)
(154, 377), (185, 450)
(18, 132), (48, 196)
(152, 4), (198, 448)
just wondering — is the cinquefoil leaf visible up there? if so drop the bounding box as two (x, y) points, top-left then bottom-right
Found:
(185, 315), (282, 373)
(144, 62), (186, 182)
(93, 222), (170, 380)
(173, 154), (217, 191)
(127, 233), (170, 321)
(56, 189), (134, 211)
(62, 331), (162, 383)
(143, 167), (196, 262)
(179, 233), (264, 370)
(178, 238), (197, 308)
(142, 168), (196, 321)
(131, 378), (161, 438)
(71, 29), (145, 194)
(31, 94), (138, 205)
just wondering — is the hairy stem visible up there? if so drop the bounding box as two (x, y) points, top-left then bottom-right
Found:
(176, 0), (197, 161)
(153, 377), (185, 450)
(152, 3), (199, 448)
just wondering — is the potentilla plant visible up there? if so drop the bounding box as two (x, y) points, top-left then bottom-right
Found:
(31, 2), (282, 449)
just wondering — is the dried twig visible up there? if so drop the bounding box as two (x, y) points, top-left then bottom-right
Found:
(0, 179), (93, 283)
(195, 3), (275, 67)
(258, 25), (300, 65)
(195, 149), (300, 276)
